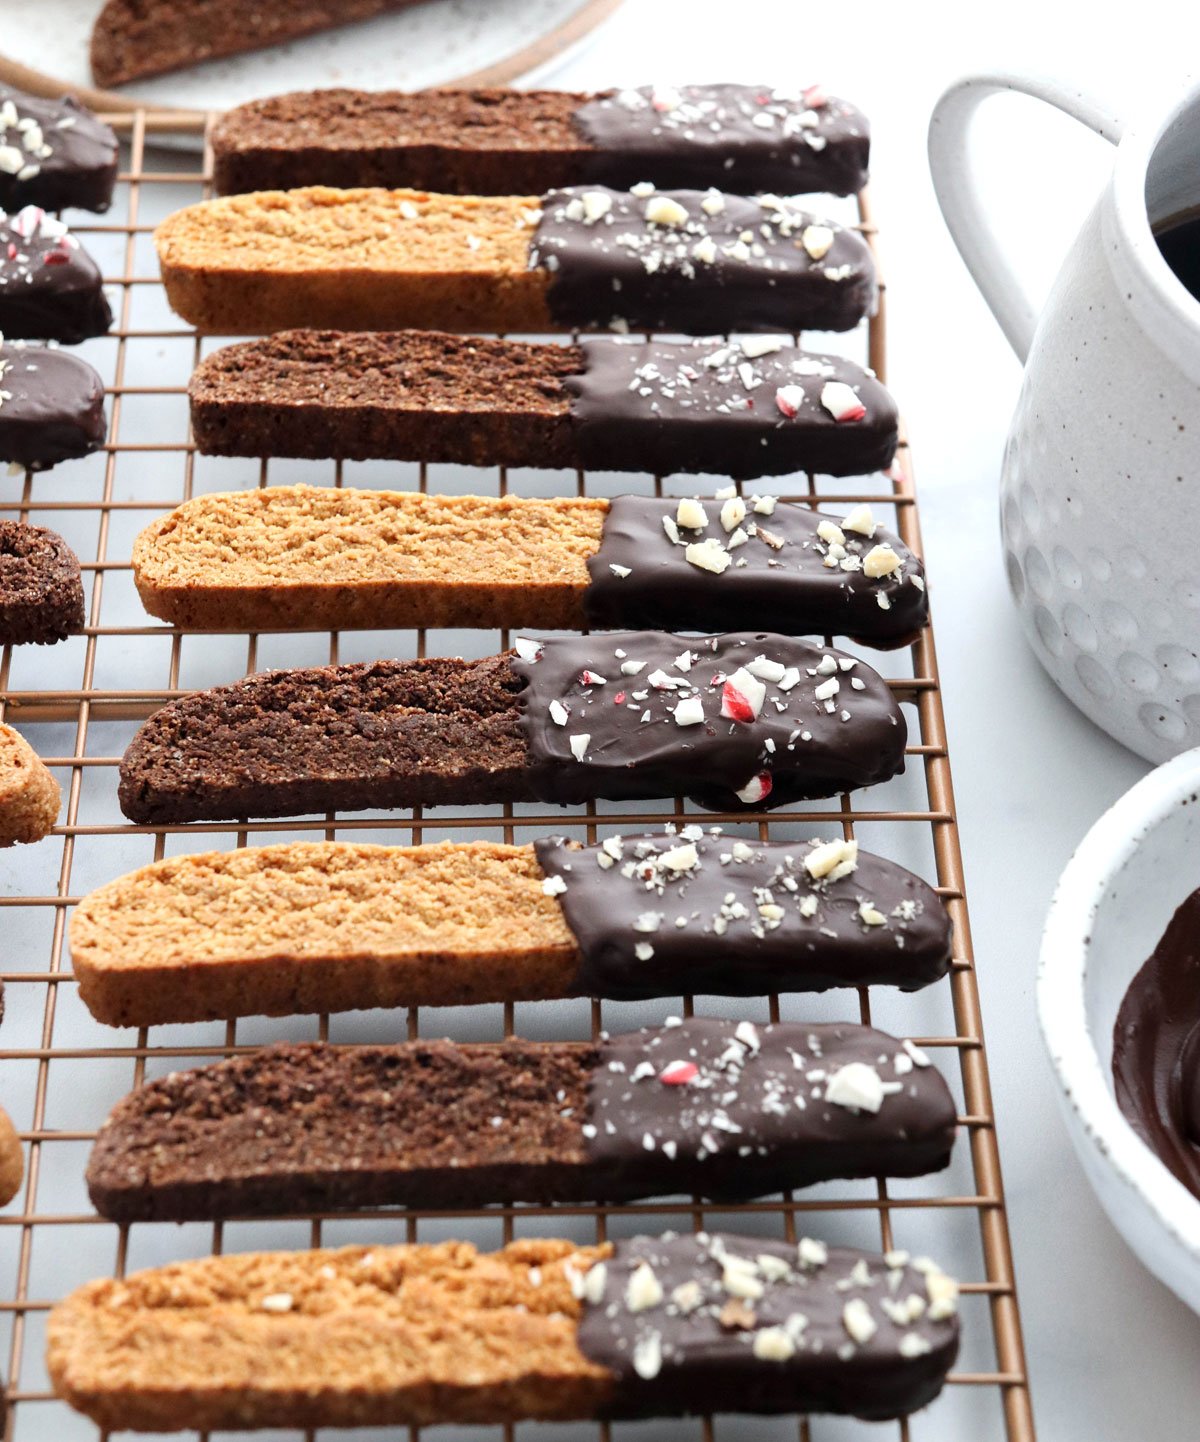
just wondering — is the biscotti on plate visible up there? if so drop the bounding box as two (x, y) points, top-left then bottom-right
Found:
(115, 632), (906, 825)
(69, 835), (952, 1026)
(0, 723), (59, 847)
(131, 487), (926, 645)
(86, 1017), (956, 1220)
(47, 1234), (959, 1430)
(189, 330), (899, 480)
(156, 184), (875, 336)
(91, 0), (425, 87)
(212, 85), (870, 198)
(0, 520), (85, 645)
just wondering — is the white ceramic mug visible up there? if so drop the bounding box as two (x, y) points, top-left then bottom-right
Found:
(929, 71), (1200, 763)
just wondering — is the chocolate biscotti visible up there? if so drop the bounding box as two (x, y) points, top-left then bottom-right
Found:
(0, 341), (107, 470)
(189, 330), (898, 479)
(87, 1018), (957, 1221)
(48, 1234), (960, 1430)
(131, 487), (926, 645)
(70, 834), (951, 1026)
(0, 723), (59, 847)
(92, 0), (427, 87)
(117, 632), (906, 825)
(0, 88), (118, 215)
(0, 520), (85, 645)
(156, 184), (875, 335)
(212, 85), (870, 198)
(0, 207), (111, 342)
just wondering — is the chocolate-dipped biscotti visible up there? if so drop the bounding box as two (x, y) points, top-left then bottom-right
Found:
(190, 330), (898, 479)
(117, 631), (906, 825)
(0, 207), (112, 342)
(0, 341), (107, 470)
(69, 834), (952, 1026)
(87, 1018), (956, 1221)
(132, 487), (926, 645)
(0, 88), (118, 215)
(157, 184), (875, 335)
(212, 85), (870, 198)
(48, 1233), (960, 1430)
(0, 520), (85, 644)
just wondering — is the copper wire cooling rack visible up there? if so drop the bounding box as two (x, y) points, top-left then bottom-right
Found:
(0, 112), (1035, 1442)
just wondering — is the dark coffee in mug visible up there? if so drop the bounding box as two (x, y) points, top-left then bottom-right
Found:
(1154, 209), (1200, 300)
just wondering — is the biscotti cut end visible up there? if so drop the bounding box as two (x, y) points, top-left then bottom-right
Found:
(70, 840), (579, 1027)
(0, 520), (86, 645)
(0, 1106), (23, 1206)
(47, 1238), (612, 1432)
(131, 485), (605, 632)
(0, 724), (59, 847)
(155, 187), (551, 334)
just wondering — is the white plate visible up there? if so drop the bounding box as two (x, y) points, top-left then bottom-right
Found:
(5, 0), (616, 110)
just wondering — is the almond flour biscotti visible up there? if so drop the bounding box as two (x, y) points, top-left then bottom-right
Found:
(131, 487), (927, 645)
(0, 723), (60, 847)
(212, 85), (870, 198)
(0, 341), (107, 471)
(190, 330), (898, 480)
(0, 88), (119, 216)
(0, 519), (85, 645)
(155, 184), (875, 335)
(70, 834), (950, 1026)
(116, 632), (906, 826)
(0, 1106), (22, 1206)
(47, 1234), (960, 1431)
(86, 1018), (957, 1221)
(0, 207), (112, 343)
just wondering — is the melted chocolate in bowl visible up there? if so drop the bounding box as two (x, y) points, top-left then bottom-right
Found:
(1154, 209), (1200, 303)
(1112, 886), (1200, 1195)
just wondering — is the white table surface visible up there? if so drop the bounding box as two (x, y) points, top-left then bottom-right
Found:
(541, 6), (1198, 1440)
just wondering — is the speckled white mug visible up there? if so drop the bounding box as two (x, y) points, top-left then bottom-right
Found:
(929, 72), (1200, 762)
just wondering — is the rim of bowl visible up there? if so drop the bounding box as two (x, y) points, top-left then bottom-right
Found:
(1038, 746), (1200, 1257)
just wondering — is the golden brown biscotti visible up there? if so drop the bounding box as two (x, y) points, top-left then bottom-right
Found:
(47, 1234), (961, 1431)
(0, 1107), (23, 1206)
(156, 186), (548, 334)
(70, 841), (577, 1027)
(48, 1238), (610, 1432)
(0, 723), (59, 847)
(155, 184), (875, 337)
(133, 487), (605, 631)
(131, 485), (929, 643)
(91, 0), (427, 87)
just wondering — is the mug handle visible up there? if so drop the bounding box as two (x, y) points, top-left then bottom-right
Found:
(928, 72), (1125, 361)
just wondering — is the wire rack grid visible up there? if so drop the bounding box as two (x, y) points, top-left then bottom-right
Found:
(0, 110), (1035, 1442)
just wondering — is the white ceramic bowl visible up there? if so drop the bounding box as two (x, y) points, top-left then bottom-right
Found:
(1039, 746), (1200, 1313)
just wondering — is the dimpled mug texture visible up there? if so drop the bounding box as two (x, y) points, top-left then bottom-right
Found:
(1000, 195), (1200, 762)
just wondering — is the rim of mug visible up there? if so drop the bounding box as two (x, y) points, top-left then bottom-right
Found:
(1038, 746), (1200, 1272)
(1109, 75), (1200, 342)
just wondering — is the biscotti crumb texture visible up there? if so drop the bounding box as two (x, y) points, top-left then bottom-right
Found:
(156, 186), (548, 333)
(48, 1238), (611, 1432)
(70, 841), (577, 1027)
(0, 723), (59, 847)
(0, 1107), (23, 1207)
(133, 486), (606, 631)
(0, 519), (86, 645)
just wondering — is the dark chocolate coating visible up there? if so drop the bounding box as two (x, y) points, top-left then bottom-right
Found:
(586, 1016), (956, 1197)
(577, 1232), (959, 1421)
(567, 337), (897, 479)
(532, 187), (874, 335)
(0, 207), (112, 343)
(513, 630), (906, 811)
(1113, 886), (1200, 1197)
(0, 89), (118, 215)
(575, 84), (870, 197)
(536, 832), (951, 996)
(0, 343), (107, 470)
(587, 495), (926, 645)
